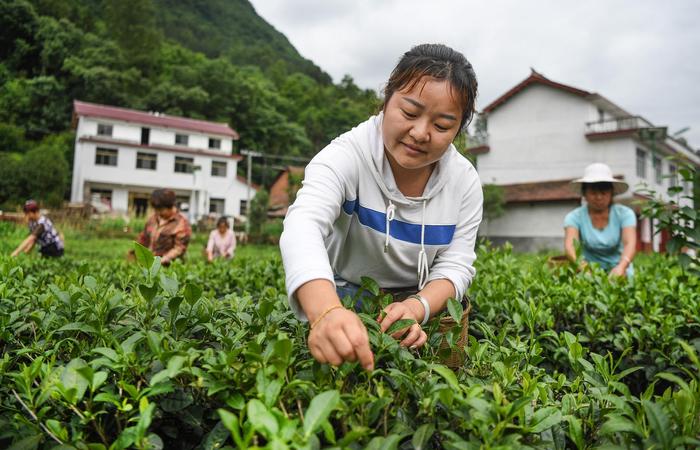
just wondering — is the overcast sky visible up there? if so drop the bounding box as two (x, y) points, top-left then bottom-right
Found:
(249, 0), (700, 148)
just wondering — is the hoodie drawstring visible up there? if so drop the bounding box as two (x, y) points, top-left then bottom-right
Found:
(384, 201), (396, 253)
(417, 199), (429, 290)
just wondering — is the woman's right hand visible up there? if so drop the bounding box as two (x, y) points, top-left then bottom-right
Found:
(308, 307), (374, 371)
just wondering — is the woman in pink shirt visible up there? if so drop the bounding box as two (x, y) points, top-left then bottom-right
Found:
(206, 217), (236, 262)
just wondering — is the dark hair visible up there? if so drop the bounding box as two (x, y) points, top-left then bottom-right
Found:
(382, 43), (478, 130)
(150, 189), (177, 208)
(582, 182), (613, 194)
(216, 217), (229, 228)
(23, 199), (39, 213)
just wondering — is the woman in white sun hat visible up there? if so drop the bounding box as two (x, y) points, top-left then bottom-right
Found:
(564, 162), (637, 278)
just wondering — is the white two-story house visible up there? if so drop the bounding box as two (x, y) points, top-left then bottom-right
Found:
(470, 70), (699, 252)
(71, 100), (256, 220)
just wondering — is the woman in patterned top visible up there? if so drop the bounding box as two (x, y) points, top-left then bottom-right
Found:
(11, 200), (64, 258)
(131, 189), (192, 265)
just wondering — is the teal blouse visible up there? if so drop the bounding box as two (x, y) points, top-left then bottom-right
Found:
(564, 204), (637, 276)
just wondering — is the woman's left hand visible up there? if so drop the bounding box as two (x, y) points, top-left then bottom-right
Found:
(378, 301), (428, 348)
(609, 265), (626, 278)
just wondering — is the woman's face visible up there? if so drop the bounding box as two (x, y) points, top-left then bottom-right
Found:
(156, 206), (177, 220)
(584, 187), (613, 211)
(382, 77), (463, 174)
(217, 223), (228, 234)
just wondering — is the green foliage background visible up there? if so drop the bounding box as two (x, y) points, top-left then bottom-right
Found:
(0, 0), (380, 209)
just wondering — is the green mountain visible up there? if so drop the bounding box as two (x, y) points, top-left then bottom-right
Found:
(153, 0), (331, 84)
(0, 0), (378, 207)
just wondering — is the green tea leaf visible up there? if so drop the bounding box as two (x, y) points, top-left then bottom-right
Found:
(247, 399), (279, 437)
(160, 273), (179, 296)
(218, 409), (244, 448)
(360, 276), (380, 296)
(61, 358), (89, 403)
(643, 400), (672, 447)
(412, 423), (435, 450)
(385, 318), (416, 335)
(564, 415), (584, 450)
(56, 322), (97, 335)
(6, 434), (42, 450)
(599, 415), (642, 436)
(447, 298), (463, 324)
(303, 390), (340, 438)
(139, 284), (158, 302)
(133, 242), (154, 269)
(528, 407), (562, 433)
(184, 283), (203, 305)
(429, 364), (460, 391)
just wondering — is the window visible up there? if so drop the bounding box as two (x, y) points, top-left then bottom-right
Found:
(141, 127), (150, 145)
(175, 134), (189, 146)
(211, 161), (227, 177)
(95, 147), (118, 166)
(209, 198), (225, 215)
(597, 108), (605, 122)
(174, 156), (194, 173)
(636, 148), (647, 178)
(97, 124), (113, 137)
(669, 164), (678, 187)
(653, 155), (662, 185)
(136, 152), (157, 170)
(209, 138), (221, 149)
(240, 199), (248, 216)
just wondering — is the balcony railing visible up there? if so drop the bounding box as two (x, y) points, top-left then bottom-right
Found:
(585, 116), (656, 135)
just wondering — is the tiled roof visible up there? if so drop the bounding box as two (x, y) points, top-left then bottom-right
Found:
(73, 100), (239, 139)
(501, 178), (581, 203)
(483, 69), (592, 114)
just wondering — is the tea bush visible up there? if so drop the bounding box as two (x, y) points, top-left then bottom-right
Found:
(1, 243), (699, 449)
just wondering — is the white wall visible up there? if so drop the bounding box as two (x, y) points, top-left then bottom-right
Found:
(80, 117), (233, 154)
(482, 202), (578, 238)
(112, 188), (129, 212)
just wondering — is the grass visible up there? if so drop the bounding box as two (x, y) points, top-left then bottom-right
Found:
(0, 221), (279, 262)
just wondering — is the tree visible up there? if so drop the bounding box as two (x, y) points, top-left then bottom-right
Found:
(105, 0), (162, 74)
(0, 153), (23, 209)
(482, 184), (505, 223)
(0, 0), (41, 74)
(640, 161), (699, 275)
(248, 189), (269, 242)
(18, 134), (70, 206)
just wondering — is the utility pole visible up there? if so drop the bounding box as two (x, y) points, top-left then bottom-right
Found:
(241, 149), (262, 236)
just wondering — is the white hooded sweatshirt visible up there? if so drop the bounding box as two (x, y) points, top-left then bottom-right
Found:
(280, 113), (483, 320)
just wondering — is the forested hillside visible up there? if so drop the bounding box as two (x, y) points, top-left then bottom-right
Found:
(0, 0), (379, 208)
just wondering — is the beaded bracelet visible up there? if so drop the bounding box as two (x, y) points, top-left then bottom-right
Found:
(310, 305), (345, 329)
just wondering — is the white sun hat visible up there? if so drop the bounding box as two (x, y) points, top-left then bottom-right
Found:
(570, 162), (629, 195)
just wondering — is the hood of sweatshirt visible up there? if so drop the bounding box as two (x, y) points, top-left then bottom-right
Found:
(337, 112), (458, 206)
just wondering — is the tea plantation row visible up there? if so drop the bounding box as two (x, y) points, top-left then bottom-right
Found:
(1, 244), (699, 449)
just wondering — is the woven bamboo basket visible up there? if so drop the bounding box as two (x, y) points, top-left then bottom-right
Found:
(547, 254), (570, 269)
(434, 297), (471, 369)
(387, 290), (472, 369)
